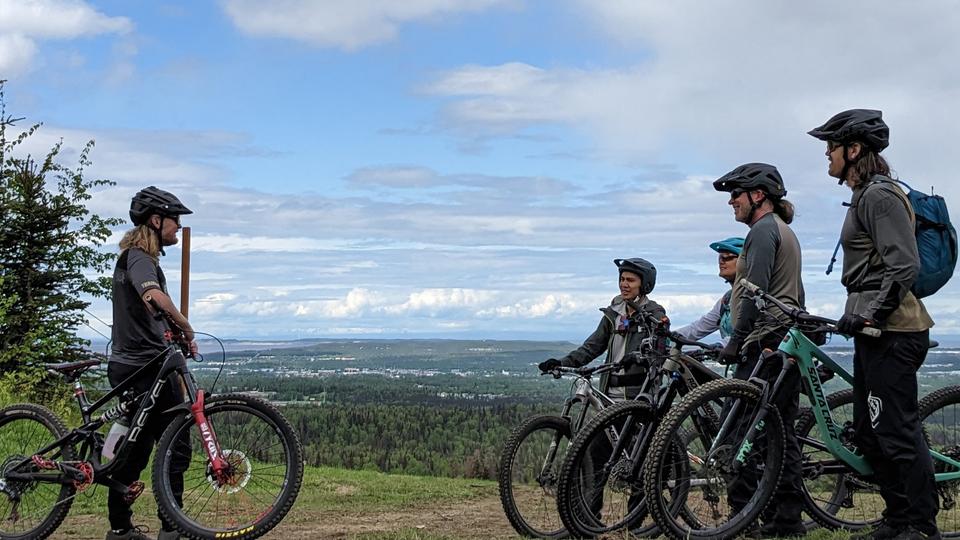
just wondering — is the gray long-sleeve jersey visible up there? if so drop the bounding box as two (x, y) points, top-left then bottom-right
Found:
(840, 176), (933, 331)
(730, 212), (805, 345)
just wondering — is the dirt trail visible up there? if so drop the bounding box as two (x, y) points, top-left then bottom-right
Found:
(50, 494), (519, 539)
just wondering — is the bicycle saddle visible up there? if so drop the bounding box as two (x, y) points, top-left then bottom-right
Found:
(44, 358), (101, 378)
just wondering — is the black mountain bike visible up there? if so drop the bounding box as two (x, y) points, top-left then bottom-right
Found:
(0, 314), (303, 540)
(499, 357), (630, 538)
(554, 318), (723, 539)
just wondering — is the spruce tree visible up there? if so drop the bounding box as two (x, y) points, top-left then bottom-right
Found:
(0, 82), (122, 398)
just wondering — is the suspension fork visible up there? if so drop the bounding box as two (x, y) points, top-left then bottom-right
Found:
(730, 353), (793, 473)
(626, 382), (677, 479)
(183, 374), (229, 480)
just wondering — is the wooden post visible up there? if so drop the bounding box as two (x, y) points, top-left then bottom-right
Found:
(180, 226), (191, 317)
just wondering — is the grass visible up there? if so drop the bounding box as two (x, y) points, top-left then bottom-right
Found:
(31, 463), (497, 538)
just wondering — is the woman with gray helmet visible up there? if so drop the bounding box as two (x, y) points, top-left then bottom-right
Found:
(106, 186), (195, 540)
(675, 237), (744, 345)
(713, 163), (807, 537)
(537, 257), (666, 401)
(809, 109), (939, 540)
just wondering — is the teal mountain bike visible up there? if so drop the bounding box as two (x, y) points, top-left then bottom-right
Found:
(641, 279), (960, 540)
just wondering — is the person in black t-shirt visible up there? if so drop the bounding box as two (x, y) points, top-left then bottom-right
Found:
(106, 187), (195, 540)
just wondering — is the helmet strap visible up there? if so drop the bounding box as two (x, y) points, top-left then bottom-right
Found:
(150, 215), (167, 256)
(837, 143), (861, 186)
(745, 191), (763, 224)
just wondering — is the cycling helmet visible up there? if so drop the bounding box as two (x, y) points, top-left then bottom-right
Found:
(712, 163), (786, 199)
(614, 257), (657, 295)
(808, 109), (889, 152)
(709, 237), (744, 256)
(129, 186), (193, 226)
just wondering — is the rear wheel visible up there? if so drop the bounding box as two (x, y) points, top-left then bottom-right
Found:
(0, 404), (76, 540)
(498, 415), (571, 538)
(795, 388), (883, 531)
(153, 394), (304, 540)
(920, 384), (960, 537)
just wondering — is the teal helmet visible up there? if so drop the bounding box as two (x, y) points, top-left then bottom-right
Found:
(709, 237), (744, 256)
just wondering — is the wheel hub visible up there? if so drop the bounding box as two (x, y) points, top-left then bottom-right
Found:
(205, 449), (252, 494)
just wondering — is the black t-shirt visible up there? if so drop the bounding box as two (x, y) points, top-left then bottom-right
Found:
(111, 248), (169, 365)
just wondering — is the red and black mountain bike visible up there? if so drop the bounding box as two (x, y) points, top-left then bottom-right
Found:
(0, 306), (303, 540)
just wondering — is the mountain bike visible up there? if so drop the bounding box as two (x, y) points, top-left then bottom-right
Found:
(0, 309), (304, 540)
(553, 323), (723, 539)
(498, 359), (627, 538)
(641, 279), (960, 540)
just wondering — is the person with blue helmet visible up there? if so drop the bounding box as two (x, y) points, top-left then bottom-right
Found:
(675, 237), (744, 344)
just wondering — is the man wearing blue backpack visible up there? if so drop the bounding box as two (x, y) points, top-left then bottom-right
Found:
(809, 109), (941, 540)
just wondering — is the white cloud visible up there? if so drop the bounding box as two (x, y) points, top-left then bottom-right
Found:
(0, 34), (36, 74)
(386, 288), (493, 316)
(424, 2), (960, 200)
(220, 0), (511, 50)
(0, 0), (131, 76)
(478, 293), (584, 318)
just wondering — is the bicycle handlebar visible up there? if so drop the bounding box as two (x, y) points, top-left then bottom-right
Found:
(667, 331), (719, 351)
(739, 279), (882, 338)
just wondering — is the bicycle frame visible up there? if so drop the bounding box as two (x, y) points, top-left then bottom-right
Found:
(593, 344), (722, 491)
(4, 344), (230, 494)
(778, 328), (960, 481)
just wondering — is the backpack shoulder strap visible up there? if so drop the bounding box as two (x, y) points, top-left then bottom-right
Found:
(825, 177), (911, 276)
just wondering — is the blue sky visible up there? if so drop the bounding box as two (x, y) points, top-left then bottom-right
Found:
(4, 0), (960, 342)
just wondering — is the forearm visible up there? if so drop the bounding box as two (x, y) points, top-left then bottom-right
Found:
(142, 289), (194, 340)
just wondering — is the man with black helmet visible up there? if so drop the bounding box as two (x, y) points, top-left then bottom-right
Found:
(538, 258), (666, 400)
(809, 110), (939, 540)
(713, 163), (806, 537)
(106, 186), (195, 540)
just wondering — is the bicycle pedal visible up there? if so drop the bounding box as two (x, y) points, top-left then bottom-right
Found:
(123, 481), (145, 504)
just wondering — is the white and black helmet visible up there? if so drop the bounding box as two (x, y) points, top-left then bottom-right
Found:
(614, 258), (657, 295)
(129, 186), (192, 226)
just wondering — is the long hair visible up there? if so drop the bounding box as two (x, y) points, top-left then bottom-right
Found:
(772, 198), (795, 224)
(119, 224), (160, 258)
(850, 144), (894, 186)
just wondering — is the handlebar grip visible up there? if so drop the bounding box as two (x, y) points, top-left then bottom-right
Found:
(739, 278), (760, 294)
(861, 327), (882, 338)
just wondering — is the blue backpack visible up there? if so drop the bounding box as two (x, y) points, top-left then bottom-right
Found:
(826, 179), (957, 298)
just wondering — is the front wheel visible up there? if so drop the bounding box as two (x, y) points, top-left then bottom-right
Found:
(498, 415), (571, 538)
(556, 400), (660, 538)
(152, 393), (304, 540)
(0, 404), (76, 540)
(643, 378), (785, 540)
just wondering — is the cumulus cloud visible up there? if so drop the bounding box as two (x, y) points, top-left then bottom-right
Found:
(0, 0), (131, 76)
(219, 0), (511, 50)
(424, 2), (960, 200)
(386, 288), (494, 316)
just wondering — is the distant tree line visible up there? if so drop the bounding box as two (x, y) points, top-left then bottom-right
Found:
(283, 402), (554, 479)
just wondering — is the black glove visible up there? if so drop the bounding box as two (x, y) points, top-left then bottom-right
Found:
(718, 337), (744, 365)
(816, 364), (835, 383)
(538, 358), (561, 373)
(837, 313), (869, 335)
